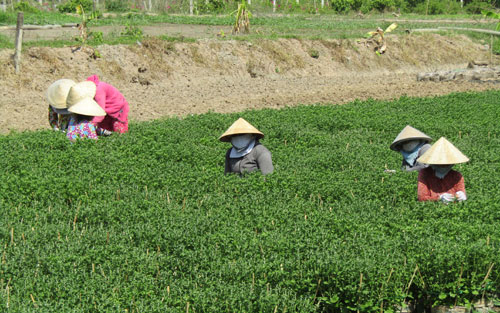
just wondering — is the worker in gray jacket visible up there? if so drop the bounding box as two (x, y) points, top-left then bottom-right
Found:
(220, 117), (274, 175)
(390, 125), (432, 172)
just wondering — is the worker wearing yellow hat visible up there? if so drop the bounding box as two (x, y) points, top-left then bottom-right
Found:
(219, 118), (274, 175)
(416, 137), (469, 203)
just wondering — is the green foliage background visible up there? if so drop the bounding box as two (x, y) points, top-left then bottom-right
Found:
(0, 91), (499, 311)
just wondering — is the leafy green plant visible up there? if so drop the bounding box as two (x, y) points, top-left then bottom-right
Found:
(1, 90), (499, 312)
(14, 0), (40, 13)
(465, 0), (493, 14)
(121, 22), (144, 41)
(105, 0), (131, 12)
(58, 0), (93, 13)
(74, 4), (100, 45)
(308, 48), (319, 58)
(231, 0), (252, 34)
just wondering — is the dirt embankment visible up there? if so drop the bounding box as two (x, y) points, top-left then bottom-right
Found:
(0, 33), (499, 134)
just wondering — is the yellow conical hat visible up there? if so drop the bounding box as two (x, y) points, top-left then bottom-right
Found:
(390, 125), (432, 151)
(66, 81), (97, 107)
(219, 118), (264, 142)
(417, 137), (469, 165)
(46, 79), (76, 109)
(67, 97), (106, 117)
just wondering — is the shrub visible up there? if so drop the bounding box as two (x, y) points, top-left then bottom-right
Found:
(329, 0), (354, 13)
(105, 0), (130, 12)
(414, 0), (462, 14)
(353, 0), (406, 13)
(465, 0), (493, 14)
(369, 0), (396, 11)
(58, 0), (93, 13)
(196, 0), (231, 13)
(14, 0), (40, 13)
(121, 22), (144, 40)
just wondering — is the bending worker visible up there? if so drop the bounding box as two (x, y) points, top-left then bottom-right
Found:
(47, 79), (75, 132)
(65, 81), (107, 141)
(219, 117), (274, 175)
(390, 125), (432, 171)
(87, 75), (129, 134)
(417, 137), (469, 203)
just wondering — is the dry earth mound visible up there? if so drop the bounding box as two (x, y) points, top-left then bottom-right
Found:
(0, 33), (499, 134)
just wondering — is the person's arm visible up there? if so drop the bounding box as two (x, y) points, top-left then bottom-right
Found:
(48, 106), (58, 130)
(454, 173), (466, 201)
(256, 147), (274, 175)
(417, 170), (434, 201)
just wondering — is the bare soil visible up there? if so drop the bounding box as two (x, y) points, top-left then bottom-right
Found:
(1, 26), (499, 134)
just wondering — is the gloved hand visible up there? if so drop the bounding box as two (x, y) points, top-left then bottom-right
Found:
(439, 193), (455, 204)
(455, 191), (467, 201)
(97, 128), (112, 136)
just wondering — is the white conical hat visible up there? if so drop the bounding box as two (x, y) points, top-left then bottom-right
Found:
(66, 81), (97, 107)
(390, 125), (432, 151)
(67, 97), (106, 117)
(219, 118), (264, 142)
(417, 137), (469, 165)
(46, 79), (76, 109)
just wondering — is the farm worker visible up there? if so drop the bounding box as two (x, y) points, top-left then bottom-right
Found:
(416, 137), (469, 204)
(86, 75), (130, 134)
(390, 125), (432, 172)
(46, 79), (76, 132)
(65, 81), (106, 141)
(219, 117), (274, 175)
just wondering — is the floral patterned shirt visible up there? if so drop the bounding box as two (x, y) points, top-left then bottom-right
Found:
(48, 105), (71, 131)
(66, 116), (98, 142)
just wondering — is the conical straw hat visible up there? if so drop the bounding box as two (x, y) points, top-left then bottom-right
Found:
(390, 125), (432, 151)
(66, 81), (97, 107)
(67, 97), (106, 117)
(417, 137), (469, 165)
(46, 79), (76, 109)
(219, 118), (264, 142)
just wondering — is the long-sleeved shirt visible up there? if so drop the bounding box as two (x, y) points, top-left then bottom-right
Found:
(401, 143), (431, 172)
(48, 105), (71, 131)
(87, 75), (129, 133)
(417, 167), (466, 201)
(66, 116), (98, 142)
(225, 143), (274, 175)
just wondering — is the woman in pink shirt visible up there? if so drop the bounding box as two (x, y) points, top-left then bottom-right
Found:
(416, 137), (469, 204)
(87, 75), (130, 134)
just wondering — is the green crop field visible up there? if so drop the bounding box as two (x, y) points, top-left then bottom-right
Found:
(0, 91), (499, 312)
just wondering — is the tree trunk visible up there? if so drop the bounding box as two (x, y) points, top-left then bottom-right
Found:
(272, 0), (276, 12)
(189, 0), (193, 15)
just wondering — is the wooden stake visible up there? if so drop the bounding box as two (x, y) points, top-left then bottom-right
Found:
(14, 12), (23, 74)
